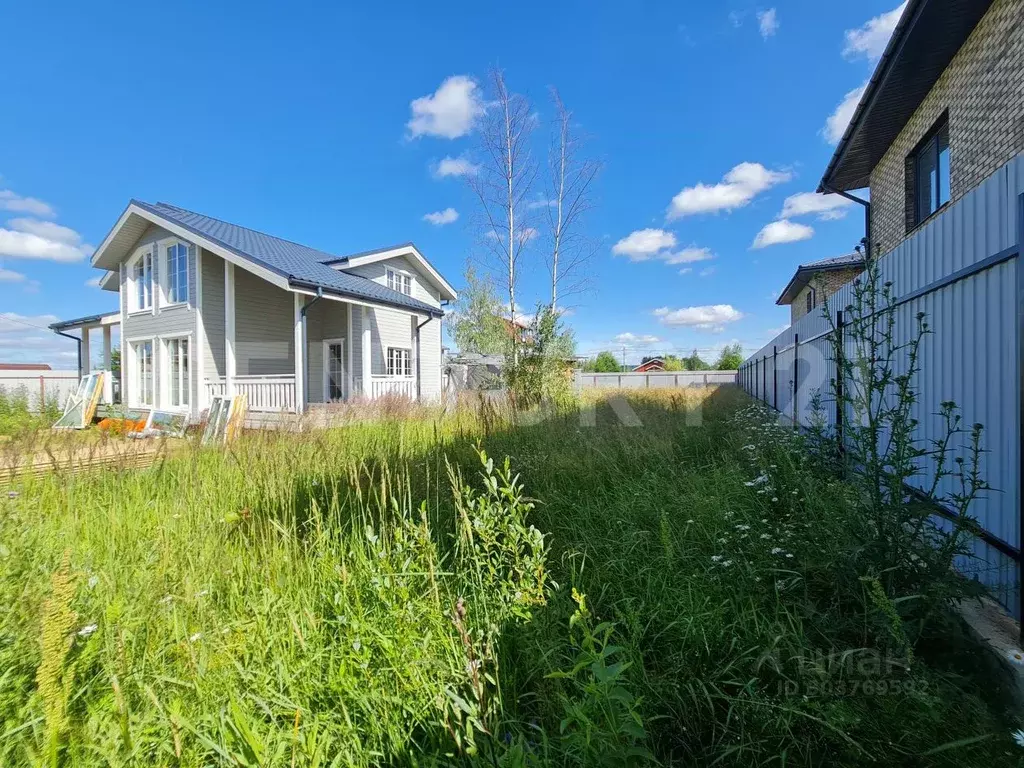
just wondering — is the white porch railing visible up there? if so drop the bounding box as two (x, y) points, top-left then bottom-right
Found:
(205, 375), (297, 412)
(371, 376), (416, 400)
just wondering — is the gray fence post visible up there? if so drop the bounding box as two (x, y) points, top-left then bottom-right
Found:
(772, 345), (778, 410)
(792, 333), (800, 427)
(762, 355), (767, 404)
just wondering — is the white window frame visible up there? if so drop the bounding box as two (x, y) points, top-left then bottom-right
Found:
(161, 334), (192, 411)
(127, 337), (156, 407)
(322, 337), (346, 402)
(161, 239), (190, 308)
(386, 267), (412, 296)
(126, 248), (154, 315)
(386, 346), (412, 377)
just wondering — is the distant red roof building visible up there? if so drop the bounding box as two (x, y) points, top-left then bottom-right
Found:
(633, 358), (665, 373)
(0, 363), (52, 371)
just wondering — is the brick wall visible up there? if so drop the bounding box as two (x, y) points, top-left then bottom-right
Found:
(869, 0), (1024, 256)
(789, 267), (863, 324)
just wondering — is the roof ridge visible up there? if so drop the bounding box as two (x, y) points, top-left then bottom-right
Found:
(151, 201), (342, 262)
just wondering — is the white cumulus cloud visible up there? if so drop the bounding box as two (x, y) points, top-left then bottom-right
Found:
(843, 3), (907, 61)
(433, 155), (480, 178)
(654, 305), (744, 332)
(85, 276), (103, 288)
(0, 224), (92, 263)
(612, 228), (676, 260)
(8, 218), (83, 244)
(407, 76), (485, 139)
(667, 162), (792, 219)
(612, 229), (714, 266)
(614, 332), (662, 347)
(752, 219), (815, 249)
(758, 8), (779, 38)
(780, 192), (854, 221)
(422, 207), (459, 226)
(824, 82), (867, 144)
(0, 268), (25, 282)
(0, 190), (55, 218)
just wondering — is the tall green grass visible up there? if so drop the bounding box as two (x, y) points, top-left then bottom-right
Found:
(0, 388), (1018, 766)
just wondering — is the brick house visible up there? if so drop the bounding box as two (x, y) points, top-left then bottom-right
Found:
(819, 0), (1024, 255)
(742, 0), (1024, 618)
(776, 253), (865, 325)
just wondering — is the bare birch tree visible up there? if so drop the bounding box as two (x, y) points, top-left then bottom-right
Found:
(468, 68), (536, 363)
(545, 89), (600, 312)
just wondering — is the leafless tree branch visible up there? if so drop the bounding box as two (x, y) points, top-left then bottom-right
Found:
(544, 88), (601, 312)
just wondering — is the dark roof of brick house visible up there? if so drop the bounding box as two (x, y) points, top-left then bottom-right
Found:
(819, 0), (996, 192)
(776, 253), (866, 306)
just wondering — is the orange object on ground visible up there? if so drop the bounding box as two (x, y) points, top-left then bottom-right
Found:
(96, 417), (147, 435)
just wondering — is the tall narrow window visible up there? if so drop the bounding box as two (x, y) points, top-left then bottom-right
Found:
(166, 338), (190, 408)
(166, 242), (189, 304)
(134, 340), (154, 406)
(133, 252), (153, 311)
(910, 117), (950, 227)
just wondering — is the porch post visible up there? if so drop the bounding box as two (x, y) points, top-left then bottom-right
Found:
(346, 303), (354, 400)
(294, 293), (305, 414)
(362, 306), (371, 399)
(102, 325), (113, 403)
(225, 261), (236, 395)
(81, 328), (91, 375)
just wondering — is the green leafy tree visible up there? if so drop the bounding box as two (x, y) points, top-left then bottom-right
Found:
(586, 351), (621, 373)
(684, 349), (711, 371)
(506, 305), (576, 408)
(714, 343), (743, 370)
(663, 355), (684, 372)
(448, 266), (508, 355)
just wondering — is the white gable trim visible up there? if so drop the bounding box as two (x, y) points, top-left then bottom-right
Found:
(91, 203), (290, 291)
(337, 245), (457, 301)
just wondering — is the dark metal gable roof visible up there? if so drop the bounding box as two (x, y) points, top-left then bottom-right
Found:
(819, 0), (996, 192)
(131, 201), (442, 316)
(776, 253), (866, 305)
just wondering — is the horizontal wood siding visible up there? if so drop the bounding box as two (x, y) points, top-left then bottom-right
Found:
(234, 268), (294, 375)
(351, 305), (363, 393)
(201, 249), (225, 379)
(305, 300), (349, 402)
(344, 255), (442, 308)
(367, 306), (413, 375)
(418, 316), (442, 400)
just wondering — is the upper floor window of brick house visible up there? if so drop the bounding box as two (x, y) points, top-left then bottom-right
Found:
(907, 116), (950, 230)
(805, 287), (817, 315)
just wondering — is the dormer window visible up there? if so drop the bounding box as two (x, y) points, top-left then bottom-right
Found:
(386, 267), (412, 296)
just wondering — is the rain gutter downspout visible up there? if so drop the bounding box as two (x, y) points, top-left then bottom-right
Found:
(415, 315), (432, 401)
(54, 330), (83, 377)
(299, 287), (325, 410)
(822, 185), (872, 260)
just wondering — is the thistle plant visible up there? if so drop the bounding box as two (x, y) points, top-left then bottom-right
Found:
(820, 257), (990, 634)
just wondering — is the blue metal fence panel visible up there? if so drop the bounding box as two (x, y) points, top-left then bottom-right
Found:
(739, 152), (1023, 618)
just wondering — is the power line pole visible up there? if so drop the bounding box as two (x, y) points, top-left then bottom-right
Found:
(621, 346), (627, 371)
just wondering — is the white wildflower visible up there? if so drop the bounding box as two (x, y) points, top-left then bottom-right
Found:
(760, 533), (771, 540)
(771, 497), (778, 502)
(352, 639), (362, 652)
(735, 524), (750, 531)
(87, 575), (99, 589)
(711, 555), (723, 563)
(721, 560), (733, 568)
(77, 624), (98, 638)
(744, 474), (769, 487)
(196, 590), (209, 598)
(771, 547), (785, 555)
(1006, 649), (1024, 666)
(189, 632), (202, 643)
(785, 553), (794, 558)
(686, 519), (694, 524)
(159, 595), (173, 605)
(1013, 729), (1024, 748)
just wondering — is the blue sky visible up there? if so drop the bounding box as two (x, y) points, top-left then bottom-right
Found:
(0, 0), (906, 366)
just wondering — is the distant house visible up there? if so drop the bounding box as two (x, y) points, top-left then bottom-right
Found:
(776, 253), (865, 324)
(0, 363), (52, 371)
(633, 357), (665, 373)
(50, 200), (457, 419)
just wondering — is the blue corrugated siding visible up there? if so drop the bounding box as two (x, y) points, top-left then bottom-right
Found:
(739, 152), (1023, 618)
